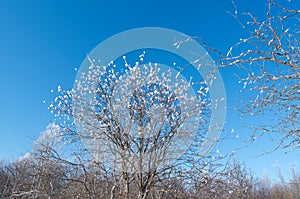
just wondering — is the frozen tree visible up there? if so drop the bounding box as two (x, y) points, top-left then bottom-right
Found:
(212, 0), (300, 152)
(49, 53), (212, 198)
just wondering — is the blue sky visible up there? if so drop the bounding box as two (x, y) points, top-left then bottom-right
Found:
(0, 0), (299, 180)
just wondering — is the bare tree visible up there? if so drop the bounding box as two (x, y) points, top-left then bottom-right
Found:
(48, 54), (212, 198)
(0, 161), (12, 198)
(209, 0), (300, 152)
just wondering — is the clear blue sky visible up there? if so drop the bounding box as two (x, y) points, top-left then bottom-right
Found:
(0, 0), (299, 180)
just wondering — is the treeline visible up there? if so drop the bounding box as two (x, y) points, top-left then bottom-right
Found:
(1, 155), (299, 199)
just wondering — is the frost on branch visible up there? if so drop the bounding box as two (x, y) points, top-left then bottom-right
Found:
(46, 52), (214, 198)
(70, 57), (210, 169)
(207, 0), (300, 152)
(34, 123), (62, 149)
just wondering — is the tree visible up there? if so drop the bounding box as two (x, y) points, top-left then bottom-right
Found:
(49, 55), (212, 198)
(0, 161), (11, 198)
(212, 0), (300, 152)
